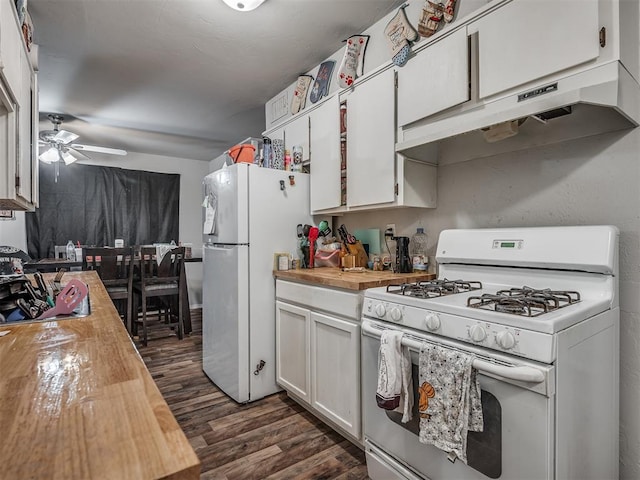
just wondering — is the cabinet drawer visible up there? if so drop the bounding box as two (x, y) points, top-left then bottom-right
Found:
(276, 280), (363, 320)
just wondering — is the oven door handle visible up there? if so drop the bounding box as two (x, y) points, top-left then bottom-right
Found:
(362, 322), (546, 384)
(468, 358), (545, 383)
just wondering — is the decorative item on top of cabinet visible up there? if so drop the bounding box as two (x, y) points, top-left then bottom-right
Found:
(337, 34), (369, 88)
(290, 75), (313, 115)
(384, 3), (419, 67)
(310, 60), (335, 104)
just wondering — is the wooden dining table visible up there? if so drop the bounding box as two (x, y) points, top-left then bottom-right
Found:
(25, 257), (202, 335)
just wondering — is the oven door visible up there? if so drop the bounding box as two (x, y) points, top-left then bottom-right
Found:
(362, 318), (555, 480)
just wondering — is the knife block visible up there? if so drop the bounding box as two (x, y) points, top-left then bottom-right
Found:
(346, 241), (369, 268)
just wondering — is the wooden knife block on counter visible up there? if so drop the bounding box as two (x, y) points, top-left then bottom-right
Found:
(342, 241), (368, 268)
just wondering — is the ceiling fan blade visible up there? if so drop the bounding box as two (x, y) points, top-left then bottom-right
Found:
(69, 146), (91, 160)
(53, 129), (79, 144)
(71, 144), (127, 156)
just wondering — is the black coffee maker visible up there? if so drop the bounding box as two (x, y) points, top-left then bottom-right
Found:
(394, 236), (412, 273)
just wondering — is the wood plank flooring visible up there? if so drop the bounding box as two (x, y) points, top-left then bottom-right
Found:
(137, 309), (369, 480)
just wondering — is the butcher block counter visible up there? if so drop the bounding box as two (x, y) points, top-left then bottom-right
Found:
(273, 267), (435, 290)
(0, 271), (200, 480)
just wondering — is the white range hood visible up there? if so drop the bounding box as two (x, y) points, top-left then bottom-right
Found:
(397, 61), (640, 163)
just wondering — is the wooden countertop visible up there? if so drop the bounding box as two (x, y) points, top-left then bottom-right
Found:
(0, 271), (200, 479)
(273, 267), (435, 290)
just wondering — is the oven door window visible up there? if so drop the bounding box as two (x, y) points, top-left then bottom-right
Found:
(384, 364), (502, 478)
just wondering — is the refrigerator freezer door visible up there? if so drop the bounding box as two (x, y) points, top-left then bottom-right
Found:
(205, 164), (249, 244)
(246, 168), (311, 401)
(203, 243), (250, 403)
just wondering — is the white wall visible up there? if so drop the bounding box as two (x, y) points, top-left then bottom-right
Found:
(0, 152), (210, 308)
(0, 211), (26, 249)
(340, 127), (640, 479)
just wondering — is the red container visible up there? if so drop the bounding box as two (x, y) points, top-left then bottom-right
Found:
(228, 144), (255, 164)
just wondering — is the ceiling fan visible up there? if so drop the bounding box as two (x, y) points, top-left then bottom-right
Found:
(38, 114), (127, 165)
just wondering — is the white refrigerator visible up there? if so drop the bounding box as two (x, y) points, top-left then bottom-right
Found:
(202, 163), (311, 403)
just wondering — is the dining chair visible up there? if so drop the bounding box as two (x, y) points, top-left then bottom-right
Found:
(82, 247), (135, 332)
(133, 246), (185, 346)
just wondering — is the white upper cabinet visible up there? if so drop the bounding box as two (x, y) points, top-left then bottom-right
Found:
(345, 68), (396, 208)
(397, 28), (470, 127)
(0, 0), (38, 211)
(283, 113), (310, 163)
(309, 95), (341, 212)
(471, 0), (600, 99)
(17, 47), (37, 206)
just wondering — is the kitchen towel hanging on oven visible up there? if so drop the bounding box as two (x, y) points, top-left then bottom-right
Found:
(376, 330), (413, 422)
(418, 343), (483, 464)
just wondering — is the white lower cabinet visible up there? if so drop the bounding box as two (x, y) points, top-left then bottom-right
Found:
(275, 301), (310, 402)
(310, 311), (360, 439)
(275, 280), (362, 443)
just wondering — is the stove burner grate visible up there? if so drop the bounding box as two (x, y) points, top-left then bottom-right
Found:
(387, 279), (483, 298)
(467, 286), (581, 317)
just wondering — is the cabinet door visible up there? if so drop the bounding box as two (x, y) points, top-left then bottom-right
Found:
(275, 301), (310, 403)
(0, 0), (22, 98)
(285, 114), (310, 163)
(310, 311), (360, 439)
(397, 28), (470, 127)
(309, 95), (341, 212)
(16, 49), (35, 205)
(473, 0), (599, 99)
(346, 68), (396, 208)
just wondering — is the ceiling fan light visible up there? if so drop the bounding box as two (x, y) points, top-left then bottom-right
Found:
(221, 0), (266, 11)
(38, 147), (59, 164)
(53, 129), (79, 144)
(61, 150), (78, 165)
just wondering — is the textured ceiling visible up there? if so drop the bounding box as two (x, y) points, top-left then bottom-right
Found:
(29, 0), (403, 161)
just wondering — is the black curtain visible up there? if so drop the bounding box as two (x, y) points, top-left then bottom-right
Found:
(26, 163), (180, 259)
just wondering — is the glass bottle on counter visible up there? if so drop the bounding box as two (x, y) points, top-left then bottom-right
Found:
(410, 227), (428, 271)
(66, 240), (76, 261)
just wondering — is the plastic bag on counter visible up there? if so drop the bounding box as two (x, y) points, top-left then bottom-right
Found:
(314, 249), (340, 268)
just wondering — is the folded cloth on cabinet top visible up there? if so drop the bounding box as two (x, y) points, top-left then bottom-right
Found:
(376, 330), (413, 423)
(418, 343), (483, 464)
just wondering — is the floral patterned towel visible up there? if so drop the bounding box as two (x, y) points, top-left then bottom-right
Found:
(418, 343), (483, 463)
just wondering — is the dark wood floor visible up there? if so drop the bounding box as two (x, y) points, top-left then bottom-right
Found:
(137, 309), (369, 480)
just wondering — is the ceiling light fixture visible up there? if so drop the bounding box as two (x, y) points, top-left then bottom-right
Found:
(38, 147), (59, 164)
(221, 0), (266, 12)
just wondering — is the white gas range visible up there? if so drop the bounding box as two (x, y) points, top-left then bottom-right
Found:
(361, 226), (619, 480)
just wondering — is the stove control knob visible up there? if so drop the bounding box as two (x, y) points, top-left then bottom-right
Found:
(469, 325), (487, 342)
(424, 313), (441, 331)
(496, 330), (516, 350)
(375, 303), (387, 318)
(390, 307), (403, 322)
